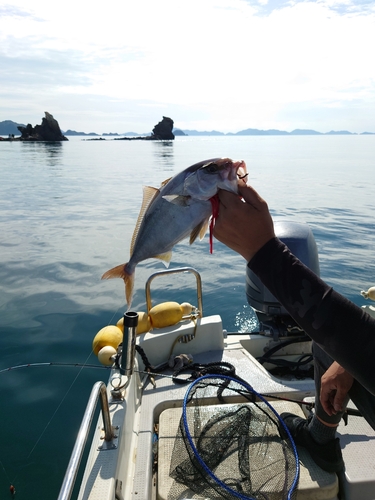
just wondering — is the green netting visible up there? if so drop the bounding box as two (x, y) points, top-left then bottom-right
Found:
(168, 375), (299, 500)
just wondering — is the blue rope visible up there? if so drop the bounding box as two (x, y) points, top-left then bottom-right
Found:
(182, 374), (299, 500)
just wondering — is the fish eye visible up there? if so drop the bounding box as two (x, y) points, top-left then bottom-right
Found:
(202, 163), (219, 174)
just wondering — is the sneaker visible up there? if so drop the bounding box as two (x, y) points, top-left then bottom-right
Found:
(280, 412), (344, 473)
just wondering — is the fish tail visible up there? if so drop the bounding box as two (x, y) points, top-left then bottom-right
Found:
(101, 263), (134, 307)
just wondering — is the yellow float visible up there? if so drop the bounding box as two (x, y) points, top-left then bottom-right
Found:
(116, 301), (195, 334)
(93, 302), (195, 365)
(92, 325), (123, 355)
(97, 345), (117, 366)
(117, 311), (151, 334)
(361, 286), (375, 301)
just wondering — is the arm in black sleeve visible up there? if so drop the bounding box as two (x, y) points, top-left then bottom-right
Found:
(248, 237), (375, 396)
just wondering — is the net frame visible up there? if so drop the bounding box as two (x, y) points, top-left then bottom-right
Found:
(172, 374), (300, 500)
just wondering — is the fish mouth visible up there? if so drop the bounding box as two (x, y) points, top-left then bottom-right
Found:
(187, 157), (248, 199)
(233, 160), (248, 184)
(218, 158), (247, 184)
(199, 158), (247, 178)
(206, 158), (248, 194)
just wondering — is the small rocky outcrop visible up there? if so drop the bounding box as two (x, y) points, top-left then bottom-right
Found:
(115, 116), (175, 141)
(17, 112), (68, 141)
(150, 116), (175, 140)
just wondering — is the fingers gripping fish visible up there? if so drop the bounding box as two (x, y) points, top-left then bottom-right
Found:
(101, 157), (247, 307)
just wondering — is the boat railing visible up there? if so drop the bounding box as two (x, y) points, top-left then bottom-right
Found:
(145, 266), (203, 316)
(57, 380), (116, 500)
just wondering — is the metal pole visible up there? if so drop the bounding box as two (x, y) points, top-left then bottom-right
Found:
(121, 311), (138, 376)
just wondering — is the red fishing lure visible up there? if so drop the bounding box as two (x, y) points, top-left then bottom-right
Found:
(209, 194), (220, 254)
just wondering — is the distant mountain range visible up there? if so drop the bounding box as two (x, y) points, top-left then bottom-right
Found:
(0, 120), (26, 135)
(174, 128), (375, 136)
(1, 119), (374, 137)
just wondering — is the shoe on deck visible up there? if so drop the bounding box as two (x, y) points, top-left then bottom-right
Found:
(280, 412), (344, 473)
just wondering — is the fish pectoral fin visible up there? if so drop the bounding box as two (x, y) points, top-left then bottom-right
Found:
(162, 194), (191, 207)
(199, 217), (210, 240)
(153, 250), (172, 267)
(190, 218), (209, 244)
(101, 264), (127, 280)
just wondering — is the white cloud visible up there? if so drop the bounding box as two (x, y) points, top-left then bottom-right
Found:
(0, 0), (374, 132)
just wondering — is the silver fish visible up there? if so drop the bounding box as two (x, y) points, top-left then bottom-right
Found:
(102, 157), (247, 306)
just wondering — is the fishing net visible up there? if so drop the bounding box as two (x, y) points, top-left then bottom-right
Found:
(167, 374), (299, 500)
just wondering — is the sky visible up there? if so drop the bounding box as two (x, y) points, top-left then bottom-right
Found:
(1, 0), (375, 134)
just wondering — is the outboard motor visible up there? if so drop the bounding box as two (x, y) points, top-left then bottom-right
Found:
(246, 220), (320, 325)
(246, 221), (318, 378)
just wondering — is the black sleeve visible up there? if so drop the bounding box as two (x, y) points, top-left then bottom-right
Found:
(248, 237), (375, 396)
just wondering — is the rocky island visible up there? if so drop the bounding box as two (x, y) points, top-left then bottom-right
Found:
(0, 114), (175, 142)
(114, 116), (175, 141)
(18, 112), (68, 141)
(0, 112), (68, 141)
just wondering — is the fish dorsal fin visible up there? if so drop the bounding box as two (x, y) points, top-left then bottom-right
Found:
(153, 250), (172, 267)
(160, 177), (172, 187)
(190, 217), (210, 244)
(130, 186), (159, 255)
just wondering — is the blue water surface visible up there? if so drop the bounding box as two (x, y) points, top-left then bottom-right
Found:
(0, 135), (374, 498)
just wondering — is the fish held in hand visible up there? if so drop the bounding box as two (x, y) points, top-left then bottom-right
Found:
(102, 157), (247, 307)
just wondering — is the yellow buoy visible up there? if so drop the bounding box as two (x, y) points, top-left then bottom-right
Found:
(116, 317), (124, 331)
(361, 286), (375, 301)
(97, 345), (117, 366)
(116, 312), (152, 334)
(137, 312), (152, 333)
(114, 301), (195, 335)
(149, 301), (184, 329)
(92, 325), (123, 355)
(180, 302), (194, 315)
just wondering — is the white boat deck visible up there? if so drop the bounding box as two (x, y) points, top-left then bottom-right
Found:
(77, 316), (375, 500)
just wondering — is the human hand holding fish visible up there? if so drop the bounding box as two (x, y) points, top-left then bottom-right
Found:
(102, 157), (248, 307)
(213, 184), (275, 262)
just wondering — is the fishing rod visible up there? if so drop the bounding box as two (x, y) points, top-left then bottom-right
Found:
(0, 361), (111, 375)
(0, 360), (112, 496)
(0, 361), (314, 410)
(0, 356), (362, 497)
(0, 360), (362, 420)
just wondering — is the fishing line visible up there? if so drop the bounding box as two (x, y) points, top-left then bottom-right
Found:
(105, 305), (124, 329)
(0, 459), (13, 490)
(0, 362), (312, 410)
(7, 354), (96, 490)
(0, 306), (124, 375)
(0, 306), (122, 492)
(26, 355), (92, 459)
(136, 367), (316, 408)
(0, 362), (362, 417)
(0, 362), (110, 375)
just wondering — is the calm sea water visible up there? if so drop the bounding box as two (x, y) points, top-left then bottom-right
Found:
(0, 135), (374, 498)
